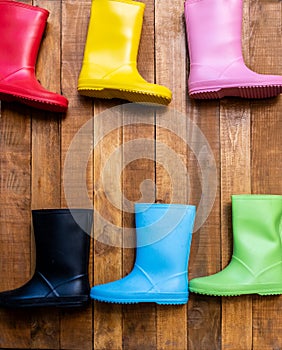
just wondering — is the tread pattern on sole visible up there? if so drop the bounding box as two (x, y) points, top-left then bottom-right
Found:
(91, 297), (187, 305)
(78, 87), (171, 106)
(189, 289), (282, 297)
(190, 84), (282, 99)
(0, 300), (90, 308)
(0, 91), (68, 113)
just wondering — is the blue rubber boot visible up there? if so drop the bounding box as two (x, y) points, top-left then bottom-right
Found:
(90, 203), (196, 304)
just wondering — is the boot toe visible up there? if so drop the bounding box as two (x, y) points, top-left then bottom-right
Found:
(20, 82), (69, 112)
(90, 281), (140, 304)
(189, 276), (219, 295)
(90, 270), (155, 303)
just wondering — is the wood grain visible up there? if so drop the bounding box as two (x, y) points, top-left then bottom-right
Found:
(90, 1), (124, 346)
(250, 1), (282, 349)
(0, 0), (281, 348)
(0, 105), (32, 349)
(60, 1), (93, 349)
(155, 0), (189, 348)
(30, 1), (61, 348)
(219, 0), (254, 348)
(0, 3), (33, 349)
(122, 1), (157, 348)
(93, 100), (123, 350)
(187, 99), (221, 350)
(220, 99), (252, 350)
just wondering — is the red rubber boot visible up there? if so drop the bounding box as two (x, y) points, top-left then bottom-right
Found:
(0, 0), (68, 112)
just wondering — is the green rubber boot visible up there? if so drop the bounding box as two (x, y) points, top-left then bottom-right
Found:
(189, 194), (282, 296)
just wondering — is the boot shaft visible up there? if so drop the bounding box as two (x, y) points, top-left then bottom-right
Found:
(184, 0), (243, 64)
(0, 1), (49, 79)
(184, 0), (245, 85)
(231, 195), (282, 273)
(32, 209), (93, 278)
(134, 203), (196, 277)
(81, 0), (145, 70)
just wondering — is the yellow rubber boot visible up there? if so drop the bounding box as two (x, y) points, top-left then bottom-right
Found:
(78, 0), (172, 105)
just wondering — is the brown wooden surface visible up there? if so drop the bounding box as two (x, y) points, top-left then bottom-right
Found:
(0, 0), (281, 349)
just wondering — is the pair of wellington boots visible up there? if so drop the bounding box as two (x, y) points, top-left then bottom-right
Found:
(0, 1), (68, 112)
(78, 0), (282, 104)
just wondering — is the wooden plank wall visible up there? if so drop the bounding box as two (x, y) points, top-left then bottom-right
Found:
(0, 0), (281, 349)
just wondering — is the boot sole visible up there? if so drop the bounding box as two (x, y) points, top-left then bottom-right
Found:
(189, 84), (282, 99)
(189, 287), (282, 296)
(0, 296), (90, 308)
(90, 292), (188, 305)
(92, 297), (187, 305)
(0, 90), (68, 113)
(78, 87), (171, 106)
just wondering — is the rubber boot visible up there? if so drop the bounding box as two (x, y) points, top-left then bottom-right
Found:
(184, 0), (282, 99)
(78, 0), (172, 105)
(91, 203), (196, 304)
(189, 195), (282, 296)
(0, 1), (68, 112)
(0, 209), (93, 308)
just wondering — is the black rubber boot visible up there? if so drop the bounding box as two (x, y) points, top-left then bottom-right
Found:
(0, 209), (93, 308)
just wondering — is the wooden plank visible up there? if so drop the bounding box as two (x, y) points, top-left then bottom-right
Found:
(183, 2), (222, 345)
(93, 100), (123, 350)
(183, 4), (222, 344)
(30, 1), (61, 348)
(250, 1), (282, 348)
(122, 0), (156, 348)
(60, 1), (93, 349)
(0, 104), (32, 349)
(32, 0), (61, 210)
(155, 0), (188, 348)
(83, 0), (124, 346)
(154, 0), (220, 349)
(0, 2), (35, 348)
(252, 107), (282, 350)
(187, 100), (221, 350)
(122, 120), (156, 350)
(219, 0), (253, 348)
(220, 100), (252, 350)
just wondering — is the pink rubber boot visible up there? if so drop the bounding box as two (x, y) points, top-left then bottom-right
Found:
(184, 0), (282, 99)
